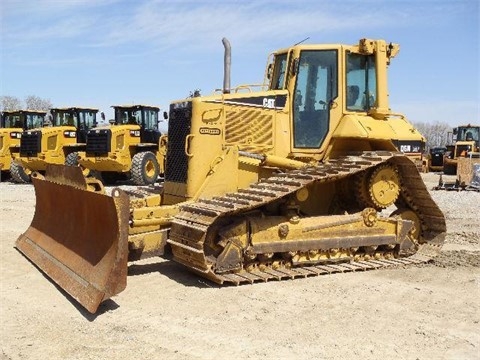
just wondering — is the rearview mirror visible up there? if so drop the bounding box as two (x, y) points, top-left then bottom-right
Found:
(266, 63), (273, 80)
(291, 58), (299, 76)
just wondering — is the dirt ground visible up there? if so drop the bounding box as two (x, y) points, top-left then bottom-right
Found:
(1, 172), (479, 360)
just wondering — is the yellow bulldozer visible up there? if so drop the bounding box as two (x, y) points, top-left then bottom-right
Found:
(11, 107), (99, 183)
(77, 104), (167, 185)
(1, 110), (46, 181)
(16, 38), (446, 313)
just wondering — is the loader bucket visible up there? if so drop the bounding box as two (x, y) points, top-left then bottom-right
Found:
(15, 165), (130, 313)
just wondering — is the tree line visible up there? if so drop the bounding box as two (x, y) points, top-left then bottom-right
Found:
(1, 95), (52, 112)
(412, 121), (452, 150)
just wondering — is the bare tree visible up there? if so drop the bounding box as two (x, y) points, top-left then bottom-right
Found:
(25, 95), (52, 111)
(0, 96), (22, 111)
(413, 121), (451, 149)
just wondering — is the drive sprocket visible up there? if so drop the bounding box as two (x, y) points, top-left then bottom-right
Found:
(368, 163), (400, 209)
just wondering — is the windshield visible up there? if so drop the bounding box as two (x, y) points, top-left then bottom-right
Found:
(144, 109), (158, 130)
(54, 111), (78, 127)
(115, 108), (142, 125)
(1, 113), (44, 129)
(25, 114), (44, 129)
(114, 108), (158, 128)
(77, 111), (97, 130)
(346, 52), (376, 111)
(2, 114), (22, 128)
(457, 127), (479, 142)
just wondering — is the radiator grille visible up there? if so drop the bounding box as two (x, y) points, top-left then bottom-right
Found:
(20, 131), (41, 156)
(86, 129), (111, 154)
(165, 103), (191, 183)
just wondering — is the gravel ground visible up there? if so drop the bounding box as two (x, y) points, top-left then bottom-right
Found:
(0, 172), (479, 360)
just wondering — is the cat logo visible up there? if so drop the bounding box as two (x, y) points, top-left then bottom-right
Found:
(199, 127), (221, 135)
(263, 98), (275, 109)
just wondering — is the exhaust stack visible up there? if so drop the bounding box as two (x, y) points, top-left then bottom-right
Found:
(222, 37), (231, 94)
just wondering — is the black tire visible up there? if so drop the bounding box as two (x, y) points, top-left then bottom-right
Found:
(65, 152), (79, 166)
(65, 152), (90, 176)
(131, 151), (159, 185)
(10, 161), (31, 183)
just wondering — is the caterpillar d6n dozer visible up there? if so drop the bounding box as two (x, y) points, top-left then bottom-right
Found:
(16, 38), (446, 313)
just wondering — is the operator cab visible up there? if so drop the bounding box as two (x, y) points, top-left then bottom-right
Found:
(455, 126), (479, 144)
(270, 48), (338, 149)
(268, 39), (398, 155)
(50, 107), (98, 143)
(112, 105), (161, 144)
(1, 110), (45, 130)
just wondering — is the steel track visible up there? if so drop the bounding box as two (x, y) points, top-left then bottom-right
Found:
(168, 151), (446, 284)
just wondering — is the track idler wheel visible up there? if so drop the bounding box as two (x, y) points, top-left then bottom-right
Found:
(391, 208), (421, 240)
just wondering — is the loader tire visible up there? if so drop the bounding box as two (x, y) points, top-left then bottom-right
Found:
(65, 152), (79, 166)
(10, 161), (30, 183)
(65, 152), (90, 177)
(131, 151), (159, 185)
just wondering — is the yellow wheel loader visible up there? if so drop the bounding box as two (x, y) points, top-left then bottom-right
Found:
(16, 38), (446, 313)
(11, 107), (99, 183)
(443, 124), (480, 175)
(77, 104), (166, 186)
(1, 110), (46, 181)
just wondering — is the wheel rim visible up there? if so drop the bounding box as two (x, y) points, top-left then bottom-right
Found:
(144, 159), (156, 178)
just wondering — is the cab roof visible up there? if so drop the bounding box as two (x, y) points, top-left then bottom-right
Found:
(2, 109), (47, 115)
(50, 107), (99, 112)
(111, 104), (160, 111)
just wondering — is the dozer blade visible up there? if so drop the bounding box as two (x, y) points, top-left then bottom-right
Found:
(15, 165), (130, 313)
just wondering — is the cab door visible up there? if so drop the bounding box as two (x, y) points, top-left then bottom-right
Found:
(140, 108), (161, 144)
(291, 49), (339, 155)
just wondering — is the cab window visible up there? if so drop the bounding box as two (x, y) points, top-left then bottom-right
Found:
(143, 109), (158, 130)
(78, 111), (96, 130)
(26, 114), (44, 129)
(271, 53), (288, 90)
(346, 52), (376, 111)
(54, 111), (77, 127)
(293, 50), (338, 148)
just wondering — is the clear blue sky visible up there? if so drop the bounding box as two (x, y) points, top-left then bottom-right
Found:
(1, 0), (479, 126)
